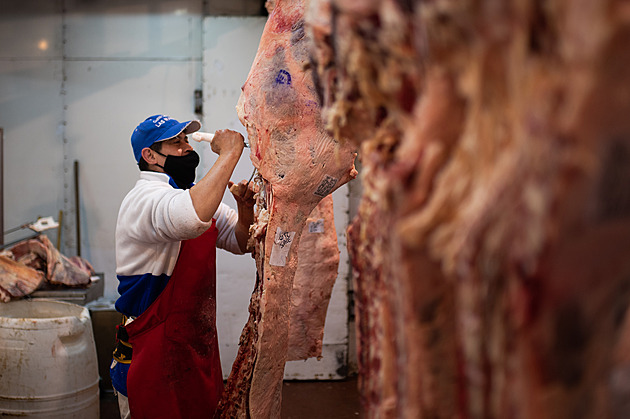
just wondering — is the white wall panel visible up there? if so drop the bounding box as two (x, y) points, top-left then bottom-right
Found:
(64, 0), (203, 59)
(0, 60), (64, 246)
(200, 17), (266, 145)
(0, 1), (63, 59)
(0, 2), (64, 245)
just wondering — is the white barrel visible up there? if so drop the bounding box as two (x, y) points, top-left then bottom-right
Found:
(0, 299), (100, 418)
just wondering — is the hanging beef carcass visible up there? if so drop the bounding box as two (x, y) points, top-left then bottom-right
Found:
(307, 0), (630, 418)
(216, 0), (357, 417)
(307, 1), (461, 416)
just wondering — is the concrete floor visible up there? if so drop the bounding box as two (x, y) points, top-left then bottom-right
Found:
(100, 377), (363, 418)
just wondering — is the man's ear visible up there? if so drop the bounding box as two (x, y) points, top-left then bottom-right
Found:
(141, 147), (158, 164)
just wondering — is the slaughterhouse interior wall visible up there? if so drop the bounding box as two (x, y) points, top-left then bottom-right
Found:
(0, 0), (358, 379)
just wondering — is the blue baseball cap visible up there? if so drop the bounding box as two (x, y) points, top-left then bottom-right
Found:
(131, 114), (201, 162)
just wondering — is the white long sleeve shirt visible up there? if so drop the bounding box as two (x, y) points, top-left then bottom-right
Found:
(114, 171), (242, 317)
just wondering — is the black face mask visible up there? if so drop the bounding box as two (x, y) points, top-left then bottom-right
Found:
(155, 150), (200, 189)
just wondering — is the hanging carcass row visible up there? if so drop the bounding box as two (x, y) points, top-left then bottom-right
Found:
(215, 0), (357, 417)
(306, 0), (630, 418)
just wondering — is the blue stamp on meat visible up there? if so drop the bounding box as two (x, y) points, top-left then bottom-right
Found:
(275, 69), (292, 86)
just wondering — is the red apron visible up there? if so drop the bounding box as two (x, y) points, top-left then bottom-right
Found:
(125, 222), (223, 419)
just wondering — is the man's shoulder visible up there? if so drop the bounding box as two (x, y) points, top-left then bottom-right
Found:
(119, 176), (171, 212)
(128, 173), (177, 195)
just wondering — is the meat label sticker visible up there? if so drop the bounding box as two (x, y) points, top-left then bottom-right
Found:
(314, 175), (338, 197)
(269, 228), (296, 267)
(308, 219), (325, 233)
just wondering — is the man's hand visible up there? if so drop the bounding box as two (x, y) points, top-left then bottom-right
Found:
(228, 180), (256, 208)
(211, 129), (245, 156)
(229, 179), (256, 253)
(189, 130), (244, 223)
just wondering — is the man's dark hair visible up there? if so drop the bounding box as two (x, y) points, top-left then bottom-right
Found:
(138, 142), (163, 171)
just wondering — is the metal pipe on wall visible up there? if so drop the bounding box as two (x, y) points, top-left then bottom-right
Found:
(74, 160), (80, 257)
(56, 210), (63, 250)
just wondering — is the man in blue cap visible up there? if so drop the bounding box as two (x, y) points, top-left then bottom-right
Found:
(110, 114), (255, 418)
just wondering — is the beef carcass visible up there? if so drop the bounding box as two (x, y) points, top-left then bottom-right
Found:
(217, 0), (357, 416)
(0, 255), (45, 302)
(10, 235), (92, 287)
(307, 0), (630, 418)
(287, 195), (339, 361)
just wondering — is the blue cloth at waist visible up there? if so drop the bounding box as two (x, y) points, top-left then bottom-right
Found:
(115, 273), (170, 319)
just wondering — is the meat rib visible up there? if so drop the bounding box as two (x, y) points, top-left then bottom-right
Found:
(216, 0), (357, 417)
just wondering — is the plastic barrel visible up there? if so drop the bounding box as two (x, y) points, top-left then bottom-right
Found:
(0, 299), (100, 418)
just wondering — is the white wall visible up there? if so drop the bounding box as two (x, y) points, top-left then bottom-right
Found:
(0, 2), (65, 247)
(0, 0), (352, 379)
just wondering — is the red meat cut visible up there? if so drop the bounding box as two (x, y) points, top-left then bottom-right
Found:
(10, 235), (92, 287)
(0, 255), (45, 302)
(288, 195), (340, 361)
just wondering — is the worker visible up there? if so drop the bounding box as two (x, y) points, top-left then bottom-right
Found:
(109, 114), (255, 419)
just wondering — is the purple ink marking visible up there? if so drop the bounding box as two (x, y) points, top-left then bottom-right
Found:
(275, 69), (292, 85)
